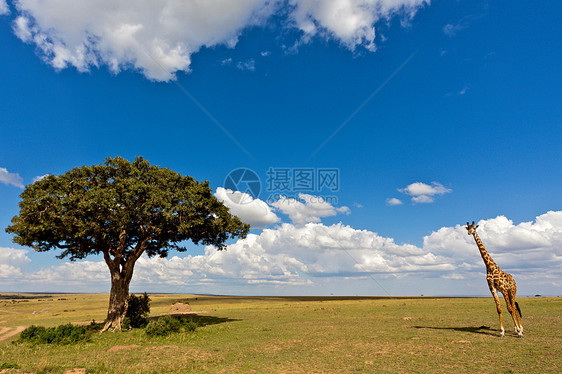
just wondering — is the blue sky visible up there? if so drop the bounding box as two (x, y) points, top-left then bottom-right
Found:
(1, 0), (561, 296)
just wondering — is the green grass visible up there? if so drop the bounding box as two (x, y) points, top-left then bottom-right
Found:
(1, 294), (561, 373)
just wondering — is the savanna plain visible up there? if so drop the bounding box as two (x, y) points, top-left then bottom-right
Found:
(0, 293), (560, 373)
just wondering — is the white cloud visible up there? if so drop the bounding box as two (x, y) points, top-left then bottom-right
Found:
(215, 187), (280, 228)
(260, 50), (271, 57)
(0, 0), (9, 15)
(411, 194), (435, 203)
(271, 193), (350, 224)
(32, 174), (50, 183)
(12, 0), (277, 81)
(2, 211), (562, 295)
(131, 222), (453, 288)
(220, 57), (232, 66)
(398, 181), (452, 204)
(443, 23), (465, 37)
(400, 181), (450, 196)
(0, 167), (24, 188)
(236, 59), (255, 71)
(2, 222), (448, 289)
(0, 247), (30, 266)
(289, 0), (428, 51)
(386, 197), (403, 206)
(28, 260), (107, 286)
(424, 211), (562, 281)
(11, 0), (429, 81)
(220, 222), (451, 278)
(0, 247), (31, 281)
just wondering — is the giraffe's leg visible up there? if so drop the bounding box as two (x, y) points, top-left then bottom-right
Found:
(515, 303), (523, 336)
(507, 280), (523, 337)
(503, 293), (519, 336)
(509, 291), (523, 337)
(490, 288), (504, 337)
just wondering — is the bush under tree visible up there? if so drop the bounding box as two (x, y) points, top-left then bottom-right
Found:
(124, 292), (151, 328)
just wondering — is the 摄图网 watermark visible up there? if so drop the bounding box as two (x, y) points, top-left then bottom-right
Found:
(223, 167), (341, 205)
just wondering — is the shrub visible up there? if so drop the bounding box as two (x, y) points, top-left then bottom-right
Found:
(144, 318), (171, 337)
(183, 319), (198, 332)
(126, 292), (151, 328)
(144, 316), (196, 337)
(17, 324), (90, 345)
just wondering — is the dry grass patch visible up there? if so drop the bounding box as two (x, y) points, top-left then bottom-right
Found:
(106, 344), (139, 352)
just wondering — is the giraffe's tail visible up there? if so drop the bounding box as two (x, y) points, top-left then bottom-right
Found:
(515, 301), (522, 318)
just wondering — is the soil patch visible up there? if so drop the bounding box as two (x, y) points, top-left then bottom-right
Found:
(167, 302), (192, 315)
(0, 326), (26, 341)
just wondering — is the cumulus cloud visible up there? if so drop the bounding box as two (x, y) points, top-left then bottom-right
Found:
(215, 223), (452, 279)
(289, 0), (428, 51)
(2, 222), (450, 289)
(2, 211), (561, 294)
(424, 211), (562, 282)
(271, 193), (350, 224)
(386, 197), (403, 206)
(398, 181), (452, 203)
(10, 0), (429, 81)
(134, 237), (312, 287)
(0, 0), (9, 15)
(11, 0), (276, 81)
(215, 187), (280, 228)
(0, 247), (31, 281)
(127, 222), (454, 288)
(0, 167), (24, 188)
(28, 260), (107, 286)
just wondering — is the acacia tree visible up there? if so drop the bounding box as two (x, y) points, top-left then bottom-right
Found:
(6, 156), (249, 331)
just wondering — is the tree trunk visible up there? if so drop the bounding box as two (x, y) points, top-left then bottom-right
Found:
(102, 270), (132, 331)
(101, 236), (146, 332)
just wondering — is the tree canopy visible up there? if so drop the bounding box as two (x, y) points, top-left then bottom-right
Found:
(6, 156), (250, 330)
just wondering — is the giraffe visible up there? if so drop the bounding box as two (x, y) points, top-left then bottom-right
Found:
(466, 221), (523, 337)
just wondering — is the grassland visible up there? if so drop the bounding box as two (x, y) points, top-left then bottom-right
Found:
(0, 293), (560, 373)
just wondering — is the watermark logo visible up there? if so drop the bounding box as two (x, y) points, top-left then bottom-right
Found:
(224, 168), (261, 204)
(224, 167), (341, 205)
(266, 167), (339, 192)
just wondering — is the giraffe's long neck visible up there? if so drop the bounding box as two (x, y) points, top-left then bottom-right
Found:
(472, 232), (498, 272)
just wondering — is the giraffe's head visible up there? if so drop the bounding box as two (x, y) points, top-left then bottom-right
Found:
(466, 221), (479, 235)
